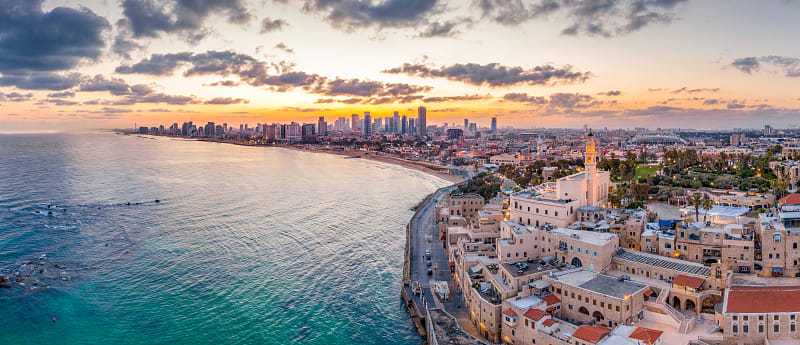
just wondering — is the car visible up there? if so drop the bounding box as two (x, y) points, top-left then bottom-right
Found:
(426, 261), (432, 267)
(427, 269), (433, 275)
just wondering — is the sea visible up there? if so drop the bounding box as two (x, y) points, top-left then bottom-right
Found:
(0, 132), (450, 345)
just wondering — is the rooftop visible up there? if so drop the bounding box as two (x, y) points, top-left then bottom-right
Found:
(725, 285), (800, 313)
(428, 309), (489, 345)
(614, 248), (711, 276)
(549, 269), (648, 299)
(502, 258), (559, 278)
(551, 228), (617, 246)
(573, 325), (611, 344)
(579, 275), (648, 299)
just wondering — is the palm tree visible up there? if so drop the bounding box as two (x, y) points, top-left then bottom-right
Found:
(689, 193), (704, 222)
(702, 195), (714, 223)
(773, 178), (790, 202)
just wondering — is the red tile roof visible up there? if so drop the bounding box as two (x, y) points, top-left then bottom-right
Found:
(726, 285), (800, 313)
(629, 327), (663, 345)
(523, 308), (547, 321)
(541, 319), (557, 327)
(780, 193), (800, 205)
(543, 294), (561, 305)
(572, 325), (610, 344)
(673, 274), (704, 289)
(503, 308), (518, 317)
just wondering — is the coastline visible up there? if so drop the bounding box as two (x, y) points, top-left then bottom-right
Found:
(125, 132), (465, 184)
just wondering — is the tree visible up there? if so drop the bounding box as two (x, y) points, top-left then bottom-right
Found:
(689, 193), (704, 222)
(702, 195), (713, 223)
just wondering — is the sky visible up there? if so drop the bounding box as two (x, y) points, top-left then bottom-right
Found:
(1, 0), (800, 132)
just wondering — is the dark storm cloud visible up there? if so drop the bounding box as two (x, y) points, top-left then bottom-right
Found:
(732, 56), (800, 77)
(120, 0), (252, 42)
(502, 92), (547, 105)
(300, 0), (441, 30)
(261, 17), (289, 33)
(383, 62), (590, 87)
(0, 92), (34, 102)
(474, 0), (688, 37)
(204, 97), (249, 105)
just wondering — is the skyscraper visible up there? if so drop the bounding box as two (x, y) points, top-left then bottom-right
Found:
(401, 115), (407, 135)
(491, 117), (497, 134)
(393, 111), (400, 134)
(417, 106), (427, 138)
(363, 112), (372, 138)
(351, 114), (360, 133)
(317, 116), (327, 136)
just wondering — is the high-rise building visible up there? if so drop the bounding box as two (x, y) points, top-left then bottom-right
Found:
(204, 122), (215, 138)
(417, 106), (427, 138)
(464, 118), (469, 130)
(302, 123), (316, 141)
(393, 111), (400, 134)
(409, 118), (416, 135)
(491, 117), (497, 134)
(351, 114), (360, 132)
(317, 116), (327, 136)
(363, 112), (372, 138)
(401, 115), (408, 135)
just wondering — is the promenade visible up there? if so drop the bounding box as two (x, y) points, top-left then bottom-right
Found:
(402, 183), (488, 345)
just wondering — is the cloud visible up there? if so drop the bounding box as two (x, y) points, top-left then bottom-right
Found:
(671, 87), (720, 94)
(547, 92), (600, 110)
(0, 72), (82, 90)
(204, 97), (249, 105)
(501, 92), (600, 111)
(702, 98), (720, 105)
(47, 91), (76, 98)
(207, 80), (240, 87)
(422, 94), (489, 102)
(502, 93), (547, 105)
(120, 0), (252, 42)
(0, 0), (110, 73)
(597, 90), (622, 96)
(0, 92), (34, 102)
(300, 0), (441, 31)
(474, 0), (688, 37)
(383, 62), (590, 87)
(80, 75), (136, 95)
(312, 78), (431, 98)
(416, 19), (473, 38)
(732, 56), (800, 77)
(261, 17), (289, 33)
(274, 42), (294, 54)
(111, 19), (145, 60)
(117, 50), (433, 99)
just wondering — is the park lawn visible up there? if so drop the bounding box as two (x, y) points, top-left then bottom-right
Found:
(635, 165), (659, 180)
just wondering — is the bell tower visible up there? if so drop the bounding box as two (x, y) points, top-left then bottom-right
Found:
(585, 130), (599, 205)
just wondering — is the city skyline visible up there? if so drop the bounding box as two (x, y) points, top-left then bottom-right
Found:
(2, 0), (800, 132)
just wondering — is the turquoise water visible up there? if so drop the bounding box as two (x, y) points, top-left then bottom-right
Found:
(0, 133), (449, 345)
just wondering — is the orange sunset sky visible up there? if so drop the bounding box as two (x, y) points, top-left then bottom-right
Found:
(1, 0), (800, 132)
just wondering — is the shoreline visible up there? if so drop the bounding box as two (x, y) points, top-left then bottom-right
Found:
(125, 133), (465, 184)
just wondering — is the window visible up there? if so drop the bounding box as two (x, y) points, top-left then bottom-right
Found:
(759, 324), (764, 333)
(774, 324), (780, 333)
(743, 324), (749, 333)
(775, 315), (780, 321)
(733, 315), (738, 321)
(733, 324), (738, 333)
